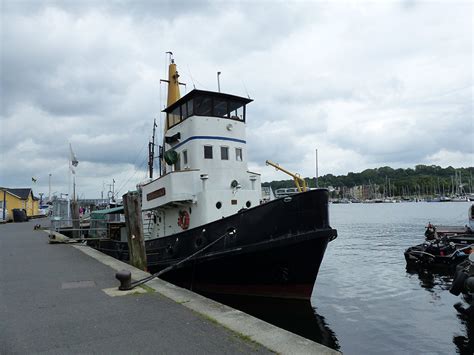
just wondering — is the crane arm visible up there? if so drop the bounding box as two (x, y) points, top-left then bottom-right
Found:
(265, 160), (307, 192)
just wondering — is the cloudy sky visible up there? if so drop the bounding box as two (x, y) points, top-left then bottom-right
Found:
(1, 0), (472, 199)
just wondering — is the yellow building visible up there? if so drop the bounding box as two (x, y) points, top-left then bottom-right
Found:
(0, 188), (40, 221)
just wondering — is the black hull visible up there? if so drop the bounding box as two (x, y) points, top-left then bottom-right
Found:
(89, 189), (337, 299)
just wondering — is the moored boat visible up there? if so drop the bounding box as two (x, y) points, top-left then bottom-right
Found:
(90, 55), (337, 300)
(404, 237), (472, 268)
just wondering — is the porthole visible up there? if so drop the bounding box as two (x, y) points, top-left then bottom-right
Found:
(216, 201), (222, 209)
(246, 201), (251, 208)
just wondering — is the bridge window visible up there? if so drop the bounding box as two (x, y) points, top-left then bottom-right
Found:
(181, 103), (187, 119)
(204, 145), (213, 159)
(235, 148), (242, 161)
(195, 96), (212, 116)
(214, 99), (229, 118)
(166, 92), (248, 127)
(182, 150), (188, 166)
(229, 100), (245, 121)
(187, 99), (193, 117)
(167, 106), (181, 128)
(221, 146), (229, 160)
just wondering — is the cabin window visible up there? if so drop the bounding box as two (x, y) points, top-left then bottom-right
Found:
(187, 99), (193, 116)
(195, 96), (212, 116)
(204, 145), (213, 159)
(214, 98), (228, 118)
(229, 101), (245, 121)
(182, 150), (188, 166)
(235, 148), (242, 161)
(221, 146), (229, 160)
(181, 103), (188, 119)
(167, 106), (181, 128)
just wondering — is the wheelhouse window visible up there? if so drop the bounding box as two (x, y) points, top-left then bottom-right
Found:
(164, 90), (251, 128)
(195, 96), (212, 116)
(167, 106), (181, 129)
(187, 99), (193, 117)
(221, 146), (229, 160)
(235, 148), (242, 161)
(229, 100), (245, 121)
(214, 98), (228, 118)
(181, 103), (187, 119)
(204, 145), (213, 159)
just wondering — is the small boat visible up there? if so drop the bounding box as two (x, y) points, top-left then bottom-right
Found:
(404, 238), (472, 268)
(424, 204), (474, 240)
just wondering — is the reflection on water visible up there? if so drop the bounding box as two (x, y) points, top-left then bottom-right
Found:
(453, 313), (474, 355)
(406, 266), (474, 355)
(313, 202), (473, 354)
(405, 266), (453, 293)
(201, 294), (340, 351)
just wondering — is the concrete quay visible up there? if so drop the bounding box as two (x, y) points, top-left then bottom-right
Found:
(1, 219), (339, 354)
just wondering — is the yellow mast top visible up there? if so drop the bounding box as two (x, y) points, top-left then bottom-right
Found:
(167, 59), (181, 107)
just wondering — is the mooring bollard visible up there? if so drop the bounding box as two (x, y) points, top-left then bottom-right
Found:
(115, 270), (132, 290)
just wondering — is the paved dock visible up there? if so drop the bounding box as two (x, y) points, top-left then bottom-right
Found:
(1, 219), (339, 354)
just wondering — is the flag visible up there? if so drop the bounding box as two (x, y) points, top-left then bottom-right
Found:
(32, 177), (37, 183)
(69, 143), (78, 175)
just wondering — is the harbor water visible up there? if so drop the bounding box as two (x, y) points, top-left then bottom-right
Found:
(209, 202), (473, 354)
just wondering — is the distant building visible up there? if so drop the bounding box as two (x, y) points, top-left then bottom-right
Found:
(0, 188), (40, 221)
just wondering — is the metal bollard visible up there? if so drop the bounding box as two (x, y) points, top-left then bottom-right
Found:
(115, 270), (132, 290)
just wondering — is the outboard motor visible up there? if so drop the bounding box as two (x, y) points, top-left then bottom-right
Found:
(424, 222), (437, 240)
(450, 253), (474, 316)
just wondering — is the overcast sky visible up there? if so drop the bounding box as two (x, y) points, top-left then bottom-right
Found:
(1, 0), (472, 199)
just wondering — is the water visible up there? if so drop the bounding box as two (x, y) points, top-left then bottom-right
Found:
(208, 202), (473, 354)
(312, 202), (473, 354)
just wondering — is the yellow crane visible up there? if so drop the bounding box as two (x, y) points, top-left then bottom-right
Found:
(265, 160), (308, 193)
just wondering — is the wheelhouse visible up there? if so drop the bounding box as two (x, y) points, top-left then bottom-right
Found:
(163, 89), (253, 130)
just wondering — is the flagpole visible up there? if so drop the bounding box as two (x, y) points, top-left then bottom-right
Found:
(68, 146), (71, 221)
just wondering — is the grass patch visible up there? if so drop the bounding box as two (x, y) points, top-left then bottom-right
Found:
(139, 284), (155, 293)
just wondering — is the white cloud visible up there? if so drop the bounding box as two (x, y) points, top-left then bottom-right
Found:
(0, 0), (472, 197)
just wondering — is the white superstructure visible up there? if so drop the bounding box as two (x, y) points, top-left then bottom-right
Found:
(140, 59), (261, 239)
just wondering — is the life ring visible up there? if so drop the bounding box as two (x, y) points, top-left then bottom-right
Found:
(177, 210), (190, 230)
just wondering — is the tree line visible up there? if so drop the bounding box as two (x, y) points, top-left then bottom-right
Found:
(262, 165), (474, 197)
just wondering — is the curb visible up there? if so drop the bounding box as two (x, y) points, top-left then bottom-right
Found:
(71, 244), (340, 354)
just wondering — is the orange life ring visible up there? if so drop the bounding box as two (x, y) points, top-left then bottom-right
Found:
(177, 210), (190, 230)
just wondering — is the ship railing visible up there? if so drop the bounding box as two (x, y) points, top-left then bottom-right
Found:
(49, 218), (108, 240)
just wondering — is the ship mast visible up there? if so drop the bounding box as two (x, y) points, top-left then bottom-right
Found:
(160, 52), (184, 133)
(167, 55), (181, 108)
(158, 52), (186, 176)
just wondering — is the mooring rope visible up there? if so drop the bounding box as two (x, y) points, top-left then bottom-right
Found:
(127, 228), (236, 290)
